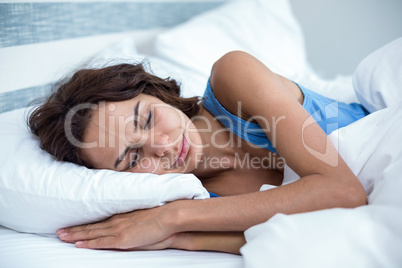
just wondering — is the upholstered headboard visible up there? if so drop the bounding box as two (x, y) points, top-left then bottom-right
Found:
(0, 1), (224, 113)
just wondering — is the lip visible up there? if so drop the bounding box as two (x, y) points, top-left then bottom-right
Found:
(173, 135), (189, 167)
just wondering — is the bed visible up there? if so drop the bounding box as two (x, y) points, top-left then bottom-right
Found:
(1, 0), (402, 267)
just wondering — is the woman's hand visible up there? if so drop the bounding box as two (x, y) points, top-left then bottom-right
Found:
(56, 201), (245, 254)
(57, 203), (179, 250)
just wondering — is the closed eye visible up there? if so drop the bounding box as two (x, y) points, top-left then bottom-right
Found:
(124, 110), (151, 170)
(128, 149), (140, 169)
(144, 110), (152, 129)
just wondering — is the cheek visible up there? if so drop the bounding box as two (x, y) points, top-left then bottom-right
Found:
(154, 109), (187, 135)
(129, 158), (157, 173)
(157, 106), (187, 126)
(131, 157), (171, 174)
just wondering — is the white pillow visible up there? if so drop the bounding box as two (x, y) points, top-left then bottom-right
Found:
(0, 108), (209, 235)
(353, 37), (402, 113)
(133, 54), (208, 98)
(155, 0), (309, 82)
(85, 36), (139, 68)
(87, 38), (208, 98)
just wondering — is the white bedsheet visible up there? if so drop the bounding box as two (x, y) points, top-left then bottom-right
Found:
(0, 225), (243, 268)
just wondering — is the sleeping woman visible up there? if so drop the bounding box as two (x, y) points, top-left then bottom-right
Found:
(28, 51), (369, 254)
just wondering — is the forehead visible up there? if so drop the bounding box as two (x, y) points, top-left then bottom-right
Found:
(80, 94), (165, 168)
(80, 97), (137, 168)
(90, 93), (161, 119)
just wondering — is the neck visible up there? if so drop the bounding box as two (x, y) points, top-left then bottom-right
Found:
(190, 105), (236, 178)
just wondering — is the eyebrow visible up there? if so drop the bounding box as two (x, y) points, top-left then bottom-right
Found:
(134, 101), (140, 132)
(114, 101), (140, 169)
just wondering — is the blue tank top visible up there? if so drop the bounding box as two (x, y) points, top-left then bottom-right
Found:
(202, 80), (369, 154)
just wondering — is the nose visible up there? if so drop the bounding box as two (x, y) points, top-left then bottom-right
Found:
(151, 133), (171, 157)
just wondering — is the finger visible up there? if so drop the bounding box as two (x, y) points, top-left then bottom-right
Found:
(58, 226), (113, 243)
(57, 218), (117, 239)
(57, 212), (133, 235)
(75, 236), (119, 249)
(58, 219), (111, 234)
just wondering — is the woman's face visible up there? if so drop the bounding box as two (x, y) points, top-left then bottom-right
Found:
(81, 94), (203, 174)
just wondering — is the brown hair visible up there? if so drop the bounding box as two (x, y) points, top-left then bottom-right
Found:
(28, 62), (201, 167)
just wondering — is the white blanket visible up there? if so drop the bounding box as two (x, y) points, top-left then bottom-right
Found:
(242, 105), (402, 268)
(241, 38), (402, 268)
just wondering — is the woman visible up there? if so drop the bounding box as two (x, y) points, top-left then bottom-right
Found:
(29, 51), (368, 254)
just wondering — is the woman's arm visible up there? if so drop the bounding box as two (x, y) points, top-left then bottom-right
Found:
(176, 50), (366, 230)
(58, 209), (246, 254)
(138, 232), (246, 255)
(58, 51), (366, 252)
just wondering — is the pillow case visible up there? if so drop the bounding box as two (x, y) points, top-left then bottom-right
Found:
(155, 0), (309, 82)
(0, 108), (209, 235)
(352, 37), (402, 113)
(87, 37), (208, 98)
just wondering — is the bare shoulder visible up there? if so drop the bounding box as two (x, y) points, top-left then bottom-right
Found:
(209, 51), (264, 119)
(209, 51), (302, 119)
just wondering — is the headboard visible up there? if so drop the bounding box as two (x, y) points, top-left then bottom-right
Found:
(0, 1), (225, 114)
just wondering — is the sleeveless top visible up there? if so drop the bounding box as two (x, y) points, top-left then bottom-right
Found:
(202, 80), (369, 154)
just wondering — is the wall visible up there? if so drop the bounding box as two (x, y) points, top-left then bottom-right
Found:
(289, 0), (402, 78)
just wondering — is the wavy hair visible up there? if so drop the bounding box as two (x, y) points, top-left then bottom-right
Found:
(28, 62), (201, 167)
